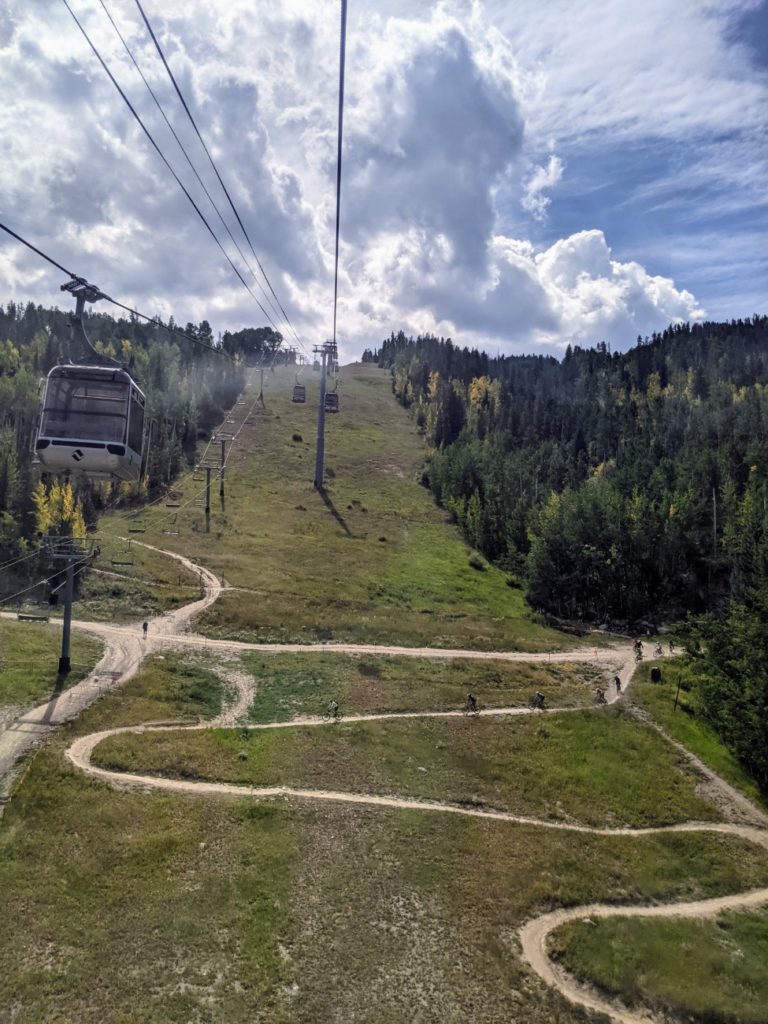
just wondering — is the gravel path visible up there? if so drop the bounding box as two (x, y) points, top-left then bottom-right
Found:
(4, 540), (768, 1024)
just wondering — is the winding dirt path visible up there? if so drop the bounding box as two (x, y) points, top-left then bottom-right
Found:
(0, 542), (221, 789)
(4, 539), (768, 1023)
(64, 642), (768, 1024)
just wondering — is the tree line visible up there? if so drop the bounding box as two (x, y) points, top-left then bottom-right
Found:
(369, 319), (768, 792)
(0, 299), (246, 586)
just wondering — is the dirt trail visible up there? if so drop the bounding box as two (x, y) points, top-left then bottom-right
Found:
(4, 536), (768, 1023)
(0, 542), (221, 791)
(63, 639), (768, 1024)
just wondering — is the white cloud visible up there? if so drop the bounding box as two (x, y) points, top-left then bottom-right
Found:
(521, 154), (564, 220)
(0, 0), (761, 363)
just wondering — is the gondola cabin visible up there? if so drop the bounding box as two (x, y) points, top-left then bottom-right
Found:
(292, 384), (306, 403)
(324, 391), (339, 413)
(36, 364), (145, 482)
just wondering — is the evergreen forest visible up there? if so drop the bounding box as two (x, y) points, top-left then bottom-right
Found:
(0, 300), (245, 575)
(367, 319), (768, 789)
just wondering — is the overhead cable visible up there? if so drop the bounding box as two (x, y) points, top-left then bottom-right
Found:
(60, 0), (281, 334)
(97, 0), (290, 340)
(0, 219), (229, 358)
(133, 0), (307, 356)
(332, 0), (348, 350)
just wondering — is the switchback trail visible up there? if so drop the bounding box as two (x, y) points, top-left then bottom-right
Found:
(65, 645), (768, 1024)
(5, 542), (768, 1023)
(0, 542), (221, 791)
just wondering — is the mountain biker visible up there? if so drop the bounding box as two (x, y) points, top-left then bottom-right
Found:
(614, 675), (622, 694)
(465, 693), (478, 714)
(327, 699), (340, 720)
(142, 621), (148, 639)
(595, 687), (607, 705)
(531, 691), (545, 710)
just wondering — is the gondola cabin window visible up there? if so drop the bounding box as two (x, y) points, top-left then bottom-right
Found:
(36, 365), (145, 482)
(41, 371), (129, 443)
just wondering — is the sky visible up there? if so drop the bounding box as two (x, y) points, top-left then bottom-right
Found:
(0, 0), (766, 362)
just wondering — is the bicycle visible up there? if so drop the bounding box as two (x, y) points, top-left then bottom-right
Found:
(322, 705), (343, 723)
(594, 688), (607, 705)
(464, 699), (480, 717)
(528, 692), (546, 711)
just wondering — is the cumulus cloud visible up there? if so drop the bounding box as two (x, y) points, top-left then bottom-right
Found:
(1, 0), (760, 363)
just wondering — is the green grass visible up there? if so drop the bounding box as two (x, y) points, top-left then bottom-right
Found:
(3, 651), (768, 1022)
(93, 708), (719, 828)
(633, 658), (768, 811)
(95, 365), (571, 650)
(243, 651), (609, 723)
(2, 752), (767, 1024)
(0, 619), (103, 711)
(66, 651), (228, 731)
(71, 535), (203, 624)
(550, 907), (768, 1024)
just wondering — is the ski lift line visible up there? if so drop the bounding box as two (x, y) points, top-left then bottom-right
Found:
(96, 0), (293, 342)
(0, 220), (228, 360)
(0, 556), (92, 609)
(115, 380), (255, 524)
(60, 0), (282, 336)
(331, 0), (348, 351)
(0, 221), (79, 279)
(133, 0), (309, 359)
(0, 548), (44, 575)
(128, 386), (260, 530)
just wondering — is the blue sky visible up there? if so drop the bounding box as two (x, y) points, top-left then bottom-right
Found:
(0, 0), (765, 358)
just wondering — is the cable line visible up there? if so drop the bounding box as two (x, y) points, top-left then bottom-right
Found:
(96, 0), (290, 341)
(0, 219), (229, 358)
(133, 0), (308, 357)
(0, 549), (42, 575)
(332, 0), (348, 350)
(0, 221), (79, 279)
(60, 0), (281, 335)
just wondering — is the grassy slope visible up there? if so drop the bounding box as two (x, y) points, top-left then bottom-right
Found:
(550, 909), (768, 1024)
(242, 651), (609, 722)
(633, 659), (768, 811)
(97, 364), (568, 650)
(4, 371), (768, 1022)
(0, 619), (102, 709)
(93, 708), (719, 828)
(72, 534), (203, 624)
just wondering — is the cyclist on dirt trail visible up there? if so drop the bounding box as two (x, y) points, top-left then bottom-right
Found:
(142, 621), (148, 639)
(614, 675), (622, 694)
(530, 691), (546, 710)
(465, 693), (478, 714)
(327, 699), (340, 720)
(595, 687), (607, 705)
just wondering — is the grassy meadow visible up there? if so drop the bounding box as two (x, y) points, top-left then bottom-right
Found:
(3, 647), (768, 1024)
(2, 370), (768, 1023)
(550, 908), (768, 1024)
(94, 364), (571, 650)
(0, 619), (103, 712)
(242, 651), (610, 722)
(93, 707), (719, 828)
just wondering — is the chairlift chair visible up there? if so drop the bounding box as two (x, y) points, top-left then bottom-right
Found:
(324, 391), (340, 413)
(292, 384), (306, 403)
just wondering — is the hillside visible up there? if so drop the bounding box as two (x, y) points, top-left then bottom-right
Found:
(1, 365), (767, 1024)
(92, 363), (567, 650)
